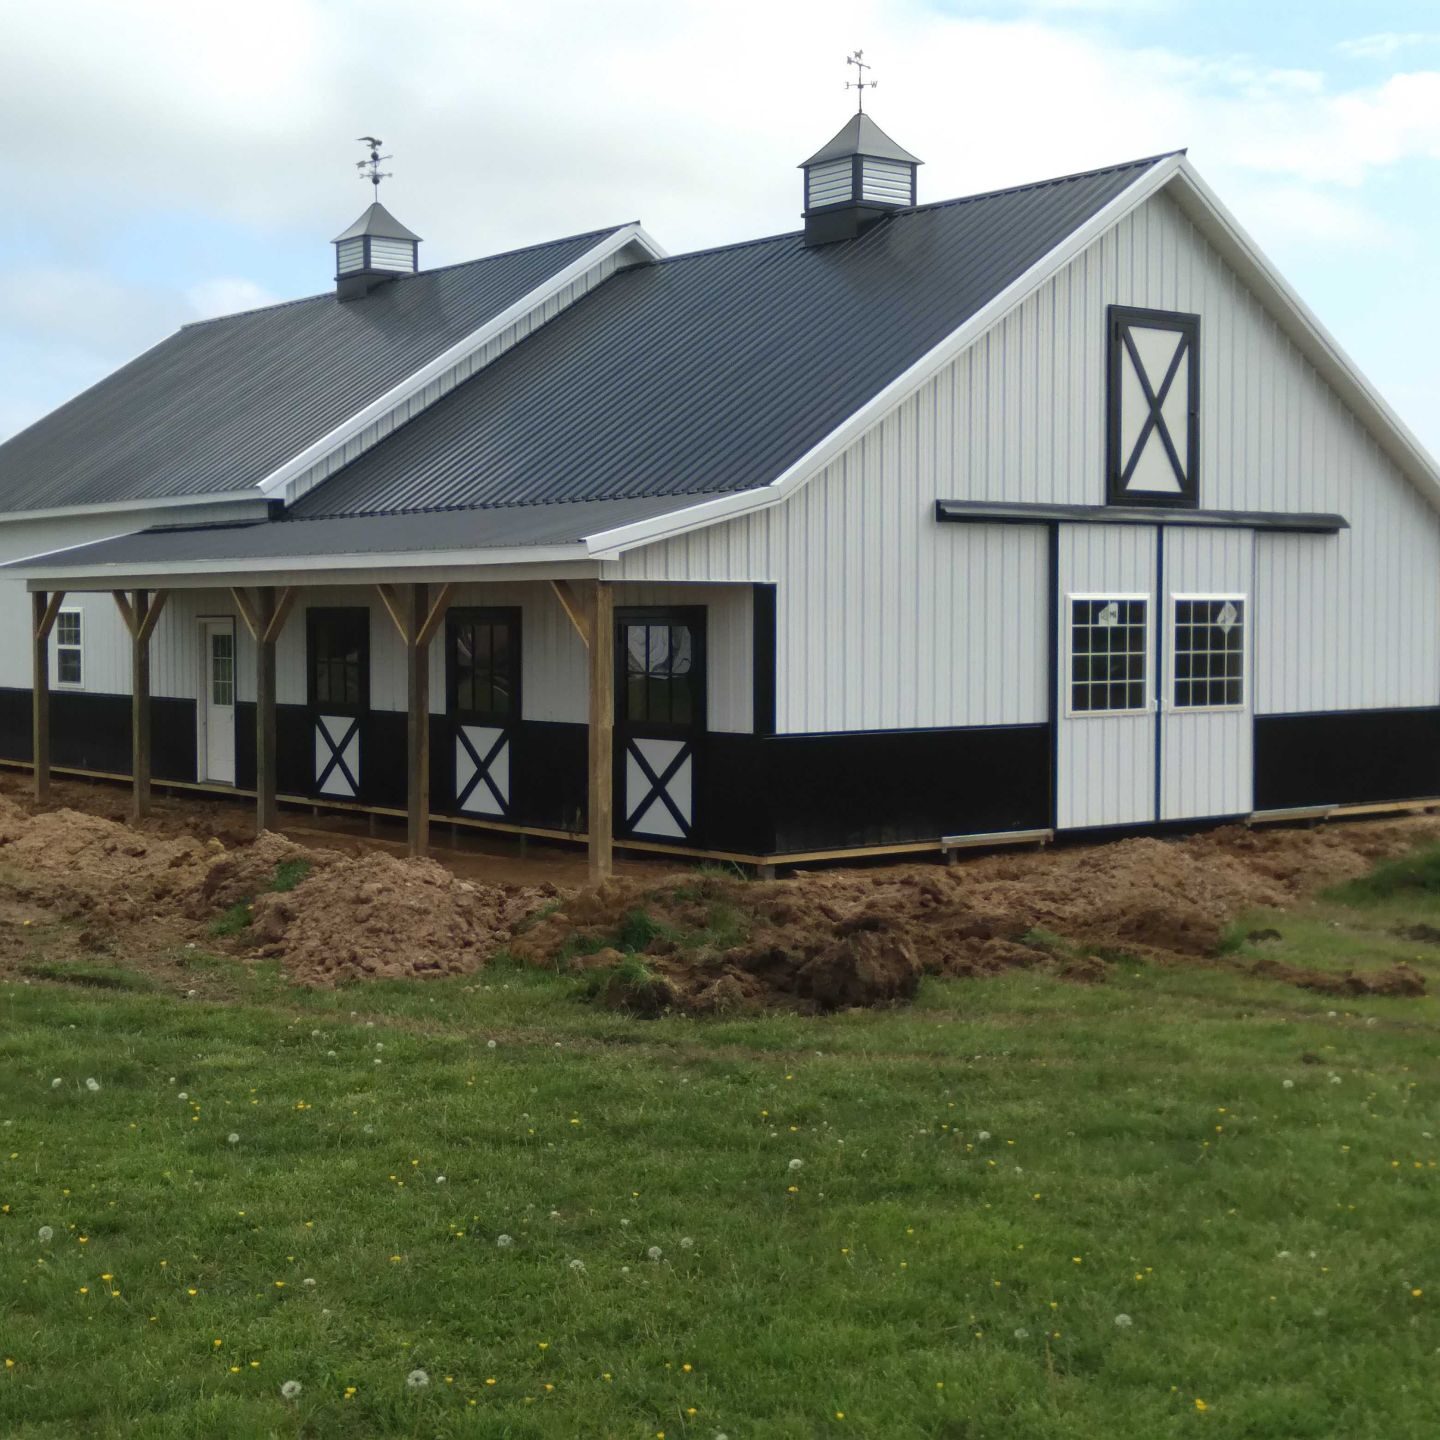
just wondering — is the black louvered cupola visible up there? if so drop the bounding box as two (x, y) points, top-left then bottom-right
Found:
(799, 113), (922, 246)
(333, 202), (421, 301)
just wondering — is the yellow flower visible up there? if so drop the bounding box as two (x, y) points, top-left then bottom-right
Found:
(835, 1411), (845, 1421)
(187, 1289), (198, 1296)
(274, 1280), (285, 1288)
(213, 1340), (223, 1348)
(537, 1341), (549, 1350)
(4, 1359), (14, 1369)
(1195, 1398), (1208, 1413)
(1413, 1288), (1424, 1298)
(486, 1378), (497, 1386)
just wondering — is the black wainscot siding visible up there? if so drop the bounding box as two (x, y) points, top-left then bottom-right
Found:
(1254, 709), (1440, 810)
(0, 686), (195, 781)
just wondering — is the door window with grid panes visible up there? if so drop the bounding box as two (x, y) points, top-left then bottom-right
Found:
(210, 628), (234, 706)
(1172, 596), (1245, 709)
(1069, 596), (1149, 714)
(622, 622), (699, 729)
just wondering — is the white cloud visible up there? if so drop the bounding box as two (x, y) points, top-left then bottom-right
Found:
(1336, 32), (1440, 61)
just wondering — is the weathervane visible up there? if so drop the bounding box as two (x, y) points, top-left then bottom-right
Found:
(355, 136), (393, 194)
(845, 50), (876, 113)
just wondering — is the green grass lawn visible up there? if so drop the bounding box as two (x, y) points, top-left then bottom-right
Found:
(3, 856), (1440, 1438)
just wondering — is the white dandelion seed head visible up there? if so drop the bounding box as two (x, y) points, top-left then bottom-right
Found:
(406, 1368), (429, 1389)
(569, 1258), (585, 1271)
(178, 1092), (188, 1101)
(1114, 1313), (1133, 1328)
(37, 1225), (54, 1243)
(85, 1078), (100, 1092)
(327, 1050), (336, 1058)
(311, 1029), (321, 1038)
(549, 1210), (561, 1219)
(373, 1058), (382, 1066)
(435, 1176), (446, 1184)
(619, 1218), (630, 1228)
(227, 1133), (240, 1145)
(362, 1124), (374, 1134)
(680, 1237), (694, 1249)
(1329, 1075), (1342, 1085)
(302, 1277), (316, 1287)
(788, 1158), (803, 1171)
(374, 1042), (383, 1051)
(620, 1265), (630, 1275)
(280, 1380), (302, 1400)
(1366, 1016), (1377, 1027)
(977, 1130), (991, 1142)
(50, 1078), (62, 1090)
(487, 1039), (497, 1049)
(1013, 1327), (1029, 1340)
(496, 1234), (513, 1248)
(1282, 1079), (1295, 1089)
(647, 1246), (663, 1262)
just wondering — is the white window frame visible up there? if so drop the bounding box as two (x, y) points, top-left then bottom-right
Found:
(1166, 592), (1248, 714)
(53, 607), (84, 689)
(1064, 592), (1154, 719)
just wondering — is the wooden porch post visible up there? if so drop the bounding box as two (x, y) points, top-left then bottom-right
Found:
(406, 582), (430, 858)
(254, 587), (279, 835)
(31, 590), (63, 803)
(113, 588), (168, 820)
(587, 579), (614, 883)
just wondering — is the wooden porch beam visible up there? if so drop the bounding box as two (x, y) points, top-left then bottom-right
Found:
(551, 578), (592, 648)
(136, 589), (169, 647)
(587, 579), (614, 883)
(405, 582), (432, 858)
(375, 582), (410, 642)
(130, 590), (152, 819)
(111, 589), (136, 636)
(254, 587), (279, 834)
(31, 591), (61, 803)
(262, 586), (298, 647)
(230, 586), (260, 641)
(414, 582), (454, 650)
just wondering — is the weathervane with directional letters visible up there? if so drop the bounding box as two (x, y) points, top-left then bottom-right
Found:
(845, 50), (877, 113)
(355, 136), (393, 195)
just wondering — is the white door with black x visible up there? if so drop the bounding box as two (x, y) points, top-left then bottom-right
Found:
(447, 608), (520, 818)
(616, 609), (705, 843)
(308, 607), (369, 800)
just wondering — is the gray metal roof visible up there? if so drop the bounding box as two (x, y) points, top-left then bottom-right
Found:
(295, 154), (1169, 520)
(801, 112), (922, 167)
(8, 493), (718, 574)
(0, 224), (623, 512)
(333, 202), (422, 243)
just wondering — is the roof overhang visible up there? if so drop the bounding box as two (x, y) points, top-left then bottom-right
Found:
(584, 152), (1440, 558)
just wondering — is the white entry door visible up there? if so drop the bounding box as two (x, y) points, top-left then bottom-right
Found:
(200, 619), (236, 785)
(1055, 523), (1159, 830)
(1160, 527), (1254, 820)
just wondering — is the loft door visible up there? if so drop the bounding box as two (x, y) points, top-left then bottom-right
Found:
(1055, 523), (1159, 830)
(447, 608), (520, 818)
(1160, 528), (1253, 820)
(615, 608), (705, 843)
(307, 608), (369, 799)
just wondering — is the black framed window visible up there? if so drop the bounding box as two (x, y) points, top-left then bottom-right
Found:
(619, 615), (704, 730)
(1107, 305), (1199, 508)
(447, 609), (520, 720)
(307, 608), (369, 712)
(55, 610), (83, 686)
(1173, 597), (1245, 709)
(1069, 597), (1149, 714)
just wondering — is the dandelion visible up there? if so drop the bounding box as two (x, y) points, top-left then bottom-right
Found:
(85, 1078), (100, 1092)
(569, 1259), (585, 1272)
(50, 1078), (62, 1090)
(1114, 1313), (1133, 1328)
(496, 1234), (513, 1248)
(1194, 1398), (1209, 1413)
(1282, 1079), (1295, 1090)
(435, 1176), (446, 1184)
(37, 1226), (53, 1244)
(647, 1246), (663, 1261)
(487, 1039), (497, 1048)
(280, 1380), (302, 1400)
(1013, 1327), (1029, 1340)
(406, 1369), (430, 1389)
(178, 1093), (188, 1101)
(227, 1133), (240, 1145)
(977, 1130), (991, 1141)
(303, 1277), (316, 1287)
(680, 1236), (694, 1249)
(788, 1158), (804, 1171)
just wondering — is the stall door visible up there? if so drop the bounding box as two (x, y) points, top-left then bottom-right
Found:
(447, 608), (520, 818)
(307, 608), (369, 799)
(1160, 528), (1253, 820)
(1055, 524), (1159, 830)
(615, 609), (706, 843)
(200, 619), (236, 785)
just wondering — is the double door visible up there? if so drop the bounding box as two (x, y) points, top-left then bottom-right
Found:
(1056, 523), (1252, 830)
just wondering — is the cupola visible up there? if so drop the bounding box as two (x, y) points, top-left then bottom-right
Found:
(333, 201), (422, 300)
(800, 111), (922, 246)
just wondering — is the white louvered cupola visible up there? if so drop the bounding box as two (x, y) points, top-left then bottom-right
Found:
(332, 202), (422, 301)
(799, 113), (922, 246)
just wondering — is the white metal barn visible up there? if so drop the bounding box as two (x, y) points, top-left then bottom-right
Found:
(2, 115), (1438, 877)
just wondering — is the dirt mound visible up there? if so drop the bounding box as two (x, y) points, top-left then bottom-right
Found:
(193, 830), (335, 915)
(248, 851), (551, 986)
(1250, 957), (1427, 997)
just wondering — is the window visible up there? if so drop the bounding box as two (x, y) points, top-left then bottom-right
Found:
(55, 609), (82, 686)
(1172, 597), (1245, 709)
(307, 609), (368, 711)
(1069, 597), (1149, 714)
(448, 610), (519, 720)
(210, 628), (234, 707)
(1107, 306), (1200, 508)
(622, 620), (701, 728)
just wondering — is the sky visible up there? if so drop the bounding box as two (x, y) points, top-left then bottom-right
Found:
(3, 0), (1440, 453)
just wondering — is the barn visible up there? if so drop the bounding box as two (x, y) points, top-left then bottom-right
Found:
(2, 113), (1438, 878)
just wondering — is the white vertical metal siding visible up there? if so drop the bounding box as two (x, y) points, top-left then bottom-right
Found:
(1159, 528), (1254, 820)
(615, 186), (1440, 733)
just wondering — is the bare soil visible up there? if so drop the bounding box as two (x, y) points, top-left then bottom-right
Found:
(0, 769), (1436, 1009)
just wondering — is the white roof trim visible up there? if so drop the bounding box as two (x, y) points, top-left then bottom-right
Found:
(0, 491), (271, 528)
(260, 223), (668, 507)
(583, 155), (1187, 557)
(586, 152), (1440, 557)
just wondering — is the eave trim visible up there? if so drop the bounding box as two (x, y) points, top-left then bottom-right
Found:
(934, 499), (1348, 534)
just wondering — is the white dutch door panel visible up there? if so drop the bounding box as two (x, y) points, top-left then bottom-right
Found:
(314, 715), (360, 797)
(455, 725), (510, 817)
(624, 737), (693, 840)
(1056, 523), (1159, 830)
(201, 620), (236, 785)
(1160, 528), (1254, 821)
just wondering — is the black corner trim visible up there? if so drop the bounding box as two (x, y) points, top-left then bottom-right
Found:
(752, 584), (776, 737)
(934, 499), (1346, 535)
